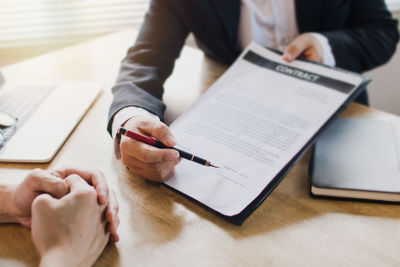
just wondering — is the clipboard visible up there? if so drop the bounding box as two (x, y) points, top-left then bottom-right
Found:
(163, 42), (370, 225)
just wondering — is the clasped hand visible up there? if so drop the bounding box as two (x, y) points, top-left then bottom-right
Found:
(7, 168), (119, 243)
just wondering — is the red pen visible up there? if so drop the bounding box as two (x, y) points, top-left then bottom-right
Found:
(118, 127), (219, 168)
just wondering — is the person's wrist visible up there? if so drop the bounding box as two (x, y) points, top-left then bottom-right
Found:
(112, 107), (159, 139)
(0, 184), (19, 223)
(39, 247), (80, 267)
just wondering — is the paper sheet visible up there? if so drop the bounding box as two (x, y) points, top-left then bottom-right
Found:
(165, 42), (363, 216)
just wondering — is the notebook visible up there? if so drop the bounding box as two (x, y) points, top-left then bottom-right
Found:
(310, 118), (400, 202)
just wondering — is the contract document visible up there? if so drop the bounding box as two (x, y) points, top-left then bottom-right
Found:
(164, 42), (369, 225)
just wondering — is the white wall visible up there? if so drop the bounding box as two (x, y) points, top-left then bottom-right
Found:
(366, 10), (400, 115)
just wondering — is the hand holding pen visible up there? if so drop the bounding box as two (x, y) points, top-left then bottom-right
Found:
(118, 127), (218, 168)
(117, 116), (217, 183)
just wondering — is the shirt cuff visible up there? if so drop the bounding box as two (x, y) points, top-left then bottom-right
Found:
(112, 107), (159, 159)
(310, 33), (336, 67)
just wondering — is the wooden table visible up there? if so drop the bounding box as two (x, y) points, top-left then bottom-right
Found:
(1, 30), (400, 267)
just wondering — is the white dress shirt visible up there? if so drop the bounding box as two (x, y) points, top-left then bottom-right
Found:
(112, 0), (336, 141)
(238, 0), (335, 65)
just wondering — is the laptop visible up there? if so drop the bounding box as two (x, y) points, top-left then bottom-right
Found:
(0, 70), (101, 162)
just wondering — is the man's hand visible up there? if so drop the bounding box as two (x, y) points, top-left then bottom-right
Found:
(56, 168), (120, 242)
(0, 168), (119, 243)
(120, 116), (180, 182)
(6, 169), (69, 227)
(283, 33), (324, 63)
(32, 174), (109, 267)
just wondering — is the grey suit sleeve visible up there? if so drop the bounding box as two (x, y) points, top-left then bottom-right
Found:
(107, 0), (190, 135)
(322, 0), (399, 73)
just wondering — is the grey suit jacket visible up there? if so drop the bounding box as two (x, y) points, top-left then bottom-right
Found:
(108, 0), (399, 134)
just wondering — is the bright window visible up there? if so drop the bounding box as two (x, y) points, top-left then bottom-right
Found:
(0, 0), (150, 48)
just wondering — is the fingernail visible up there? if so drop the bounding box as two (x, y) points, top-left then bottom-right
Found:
(166, 135), (176, 146)
(283, 54), (291, 61)
(100, 193), (107, 205)
(168, 150), (180, 161)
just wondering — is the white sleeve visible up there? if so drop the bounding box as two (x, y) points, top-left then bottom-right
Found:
(112, 107), (159, 159)
(310, 33), (336, 67)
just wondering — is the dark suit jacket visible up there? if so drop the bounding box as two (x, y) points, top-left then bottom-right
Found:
(108, 0), (399, 134)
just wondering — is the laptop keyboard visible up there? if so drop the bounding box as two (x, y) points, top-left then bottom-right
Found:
(0, 84), (55, 149)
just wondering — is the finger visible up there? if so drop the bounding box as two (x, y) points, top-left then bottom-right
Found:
(283, 35), (311, 62)
(304, 47), (323, 63)
(106, 209), (120, 242)
(126, 164), (145, 173)
(129, 164), (177, 182)
(127, 158), (180, 173)
(106, 190), (120, 242)
(48, 170), (65, 178)
(138, 119), (176, 147)
(125, 158), (180, 182)
(163, 169), (176, 181)
(64, 174), (92, 194)
(121, 140), (179, 163)
(60, 168), (109, 205)
(27, 169), (69, 199)
(100, 205), (110, 244)
(110, 232), (119, 243)
(100, 204), (108, 224)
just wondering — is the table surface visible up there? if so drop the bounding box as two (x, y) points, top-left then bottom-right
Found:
(1, 30), (400, 267)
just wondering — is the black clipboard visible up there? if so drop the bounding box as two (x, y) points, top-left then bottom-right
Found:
(163, 48), (371, 226)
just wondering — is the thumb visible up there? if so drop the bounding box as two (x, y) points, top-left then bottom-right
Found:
(31, 194), (57, 229)
(139, 119), (176, 147)
(283, 35), (311, 62)
(32, 193), (56, 211)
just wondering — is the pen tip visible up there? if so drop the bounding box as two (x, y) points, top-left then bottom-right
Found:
(210, 164), (219, 168)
